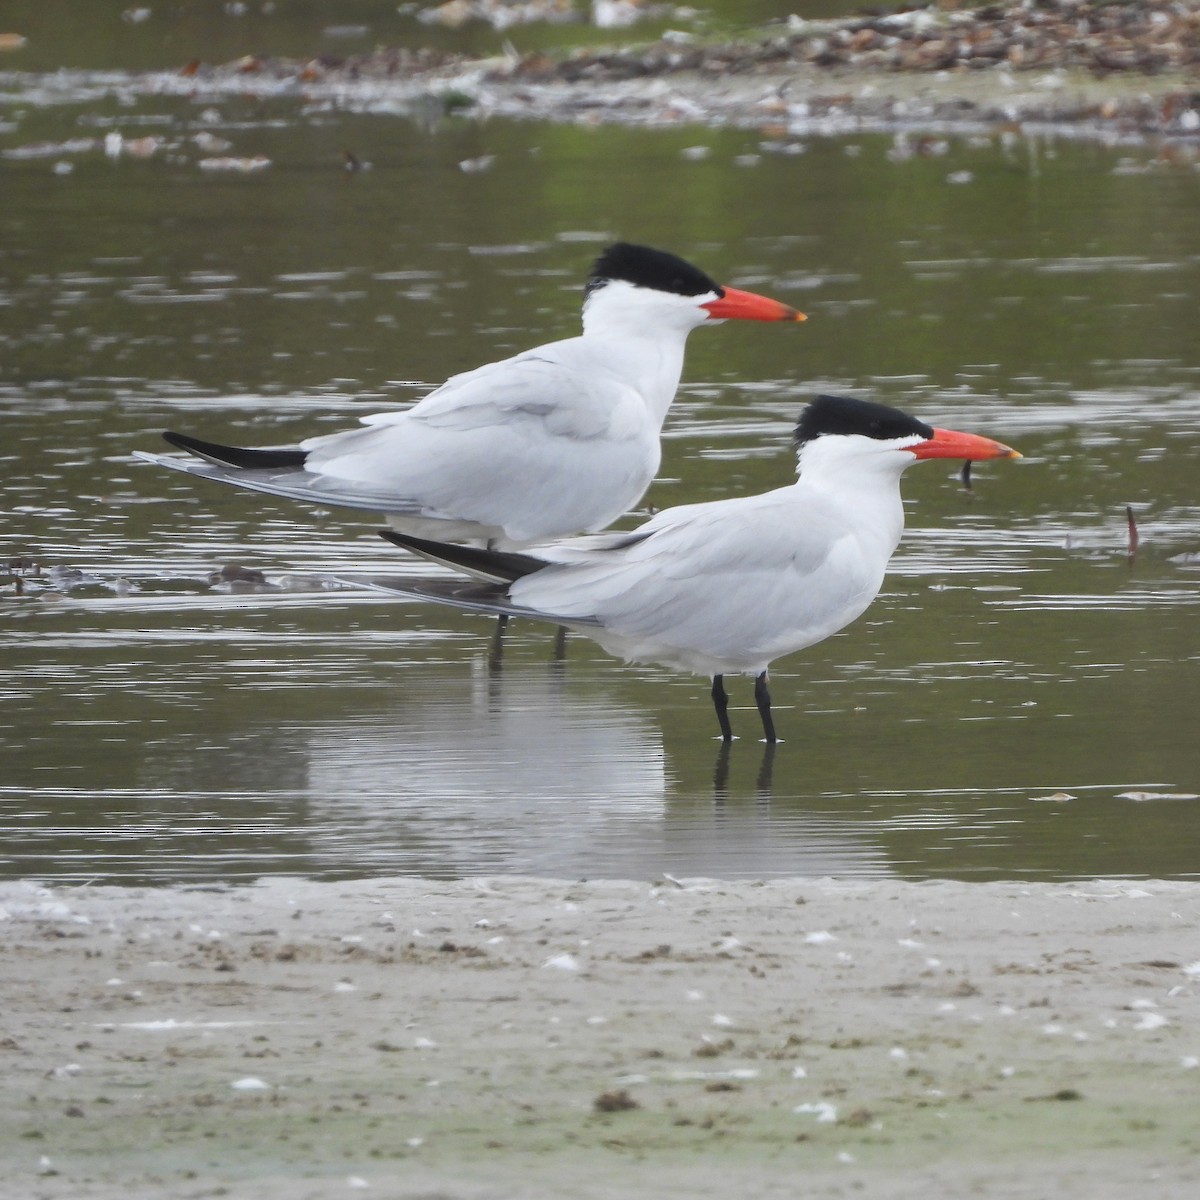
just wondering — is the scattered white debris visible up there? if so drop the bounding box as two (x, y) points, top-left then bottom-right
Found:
(1181, 1056), (1199, 1070)
(1133, 1011), (1169, 1031)
(804, 930), (836, 945)
(113, 1019), (259, 1031)
(712, 1013), (734, 1027)
(671, 1067), (759, 1082)
(947, 170), (975, 185)
(334, 981), (357, 993)
(593, 1), (645, 29)
(889, 1047), (908, 1061)
(459, 155), (496, 174)
(197, 155), (271, 172)
(414, 1036), (438, 1049)
(543, 953), (581, 972)
(680, 145), (710, 161)
(1031, 791), (1076, 803)
(1116, 791), (1199, 802)
(795, 1101), (838, 1123)
(230, 1077), (270, 1090)
(3, 139), (96, 161)
(193, 131), (234, 154)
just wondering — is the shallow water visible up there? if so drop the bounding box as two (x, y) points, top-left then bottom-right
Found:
(2, 21), (1199, 884)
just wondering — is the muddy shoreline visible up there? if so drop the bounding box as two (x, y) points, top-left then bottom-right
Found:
(4, 875), (1199, 1198)
(154, 1), (1200, 141)
(5, 4), (1198, 143)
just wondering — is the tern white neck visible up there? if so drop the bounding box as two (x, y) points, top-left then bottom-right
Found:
(581, 279), (714, 423)
(795, 434), (916, 555)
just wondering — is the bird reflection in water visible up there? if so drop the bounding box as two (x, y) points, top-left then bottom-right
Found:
(712, 741), (777, 804)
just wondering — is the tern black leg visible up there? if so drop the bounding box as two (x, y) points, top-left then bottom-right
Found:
(711, 674), (733, 742)
(552, 625), (567, 661)
(754, 671), (777, 744)
(485, 540), (510, 666)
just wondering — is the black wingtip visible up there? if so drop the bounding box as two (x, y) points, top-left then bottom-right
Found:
(161, 430), (307, 470)
(379, 530), (544, 583)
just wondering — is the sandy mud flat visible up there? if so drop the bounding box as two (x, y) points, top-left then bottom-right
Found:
(2, 874), (1199, 1198)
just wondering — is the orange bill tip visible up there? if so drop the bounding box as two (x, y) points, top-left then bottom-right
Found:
(702, 286), (805, 323)
(912, 428), (1021, 461)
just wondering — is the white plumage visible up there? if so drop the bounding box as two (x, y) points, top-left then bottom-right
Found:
(357, 395), (1021, 742)
(134, 243), (802, 548)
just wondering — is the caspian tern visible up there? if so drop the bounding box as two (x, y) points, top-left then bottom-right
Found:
(133, 243), (803, 548)
(347, 395), (1021, 742)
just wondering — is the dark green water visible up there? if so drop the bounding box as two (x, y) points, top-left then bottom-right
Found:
(2, 6), (1198, 884)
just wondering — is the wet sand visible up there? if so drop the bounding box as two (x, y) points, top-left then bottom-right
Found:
(3, 875), (1199, 1198)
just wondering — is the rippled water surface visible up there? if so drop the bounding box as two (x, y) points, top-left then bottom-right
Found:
(3, 16), (1199, 883)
